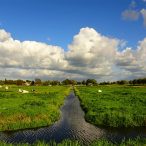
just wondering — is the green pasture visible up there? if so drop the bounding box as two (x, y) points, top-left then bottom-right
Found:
(75, 85), (146, 127)
(0, 85), (71, 131)
(0, 138), (146, 146)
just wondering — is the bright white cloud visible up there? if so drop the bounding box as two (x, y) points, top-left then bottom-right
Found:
(115, 38), (146, 79)
(0, 29), (69, 80)
(66, 28), (146, 81)
(0, 28), (146, 81)
(0, 32), (67, 70)
(66, 27), (120, 79)
(0, 29), (11, 42)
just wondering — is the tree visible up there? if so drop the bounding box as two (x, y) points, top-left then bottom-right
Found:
(62, 79), (71, 85)
(16, 79), (24, 86)
(4, 79), (16, 85)
(117, 80), (128, 85)
(86, 79), (97, 86)
(0, 80), (4, 85)
(30, 81), (35, 86)
(26, 80), (31, 83)
(77, 81), (82, 85)
(51, 80), (60, 85)
(42, 80), (51, 86)
(100, 81), (110, 85)
(82, 80), (86, 85)
(71, 80), (77, 85)
(35, 78), (42, 85)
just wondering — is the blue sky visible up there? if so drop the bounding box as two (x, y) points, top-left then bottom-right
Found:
(0, 0), (145, 50)
(0, 0), (146, 81)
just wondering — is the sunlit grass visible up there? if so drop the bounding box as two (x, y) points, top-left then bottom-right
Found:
(0, 138), (146, 146)
(75, 85), (146, 127)
(0, 85), (71, 131)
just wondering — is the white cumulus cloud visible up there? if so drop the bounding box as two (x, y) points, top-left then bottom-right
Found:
(65, 27), (120, 79)
(0, 29), (69, 80)
(0, 28), (146, 81)
(0, 29), (11, 42)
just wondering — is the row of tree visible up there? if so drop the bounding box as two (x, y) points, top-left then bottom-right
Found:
(99, 78), (146, 85)
(0, 78), (98, 86)
(1, 78), (146, 86)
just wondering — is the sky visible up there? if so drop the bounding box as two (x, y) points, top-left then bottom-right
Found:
(0, 0), (146, 81)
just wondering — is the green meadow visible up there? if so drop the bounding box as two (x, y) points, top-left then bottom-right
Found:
(0, 85), (71, 131)
(75, 85), (146, 127)
(1, 84), (146, 145)
(0, 138), (146, 146)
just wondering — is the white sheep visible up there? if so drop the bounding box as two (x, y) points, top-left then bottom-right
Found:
(22, 90), (29, 93)
(0, 85), (2, 88)
(19, 89), (23, 93)
(5, 86), (9, 90)
(18, 89), (29, 93)
(98, 89), (102, 93)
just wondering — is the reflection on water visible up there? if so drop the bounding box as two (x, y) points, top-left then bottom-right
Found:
(0, 92), (146, 145)
(105, 126), (146, 143)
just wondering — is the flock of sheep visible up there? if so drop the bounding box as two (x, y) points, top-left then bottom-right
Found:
(0, 85), (102, 93)
(0, 85), (30, 93)
(0, 85), (9, 91)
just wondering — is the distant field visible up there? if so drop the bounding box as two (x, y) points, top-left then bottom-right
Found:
(75, 85), (146, 127)
(0, 85), (70, 131)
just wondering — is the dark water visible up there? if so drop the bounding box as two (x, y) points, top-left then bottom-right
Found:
(0, 92), (146, 145)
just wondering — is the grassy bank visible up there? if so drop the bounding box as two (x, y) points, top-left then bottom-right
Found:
(0, 85), (71, 131)
(75, 85), (146, 127)
(0, 138), (146, 146)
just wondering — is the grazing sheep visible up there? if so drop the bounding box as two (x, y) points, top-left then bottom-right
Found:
(18, 89), (29, 93)
(0, 85), (2, 88)
(98, 89), (102, 93)
(22, 90), (29, 93)
(18, 89), (23, 93)
(5, 86), (9, 90)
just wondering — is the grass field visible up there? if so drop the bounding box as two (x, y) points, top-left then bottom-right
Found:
(0, 138), (146, 146)
(75, 85), (146, 127)
(0, 85), (71, 131)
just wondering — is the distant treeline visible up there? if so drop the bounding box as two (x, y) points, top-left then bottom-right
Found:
(0, 78), (146, 86)
(100, 78), (146, 85)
